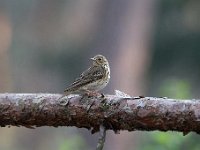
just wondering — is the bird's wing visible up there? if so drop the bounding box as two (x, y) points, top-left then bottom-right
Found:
(64, 66), (104, 92)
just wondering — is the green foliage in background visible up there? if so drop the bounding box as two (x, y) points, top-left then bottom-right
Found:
(138, 77), (199, 150)
(159, 78), (191, 99)
(139, 131), (200, 150)
(59, 135), (87, 150)
(145, 0), (200, 147)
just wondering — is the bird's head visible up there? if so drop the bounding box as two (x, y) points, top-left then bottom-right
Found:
(91, 55), (108, 66)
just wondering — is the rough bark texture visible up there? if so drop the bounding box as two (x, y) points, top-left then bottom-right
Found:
(0, 93), (200, 135)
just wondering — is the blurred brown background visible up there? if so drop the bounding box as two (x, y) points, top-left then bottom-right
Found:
(1, 0), (200, 150)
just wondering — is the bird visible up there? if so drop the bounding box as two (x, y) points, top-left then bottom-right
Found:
(63, 54), (110, 96)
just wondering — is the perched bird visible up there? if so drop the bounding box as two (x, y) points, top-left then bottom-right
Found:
(63, 54), (110, 96)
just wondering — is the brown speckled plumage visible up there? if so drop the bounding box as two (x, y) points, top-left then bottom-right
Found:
(64, 55), (110, 95)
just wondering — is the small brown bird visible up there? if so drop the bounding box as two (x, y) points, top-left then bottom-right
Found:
(64, 54), (110, 95)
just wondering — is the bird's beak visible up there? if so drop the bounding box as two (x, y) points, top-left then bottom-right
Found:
(90, 57), (95, 61)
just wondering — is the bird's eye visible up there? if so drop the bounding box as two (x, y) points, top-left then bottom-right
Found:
(98, 58), (102, 61)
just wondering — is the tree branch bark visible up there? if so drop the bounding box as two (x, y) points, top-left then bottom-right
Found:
(0, 93), (200, 135)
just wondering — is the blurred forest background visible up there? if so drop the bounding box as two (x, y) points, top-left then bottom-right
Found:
(0, 0), (200, 150)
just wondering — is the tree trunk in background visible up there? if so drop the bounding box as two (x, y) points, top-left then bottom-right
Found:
(94, 0), (157, 149)
(0, 13), (12, 91)
(0, 10), (14, 150)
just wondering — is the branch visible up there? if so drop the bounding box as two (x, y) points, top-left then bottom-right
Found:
(0, 92), (200, 135)
(96, 125), (106, 150)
